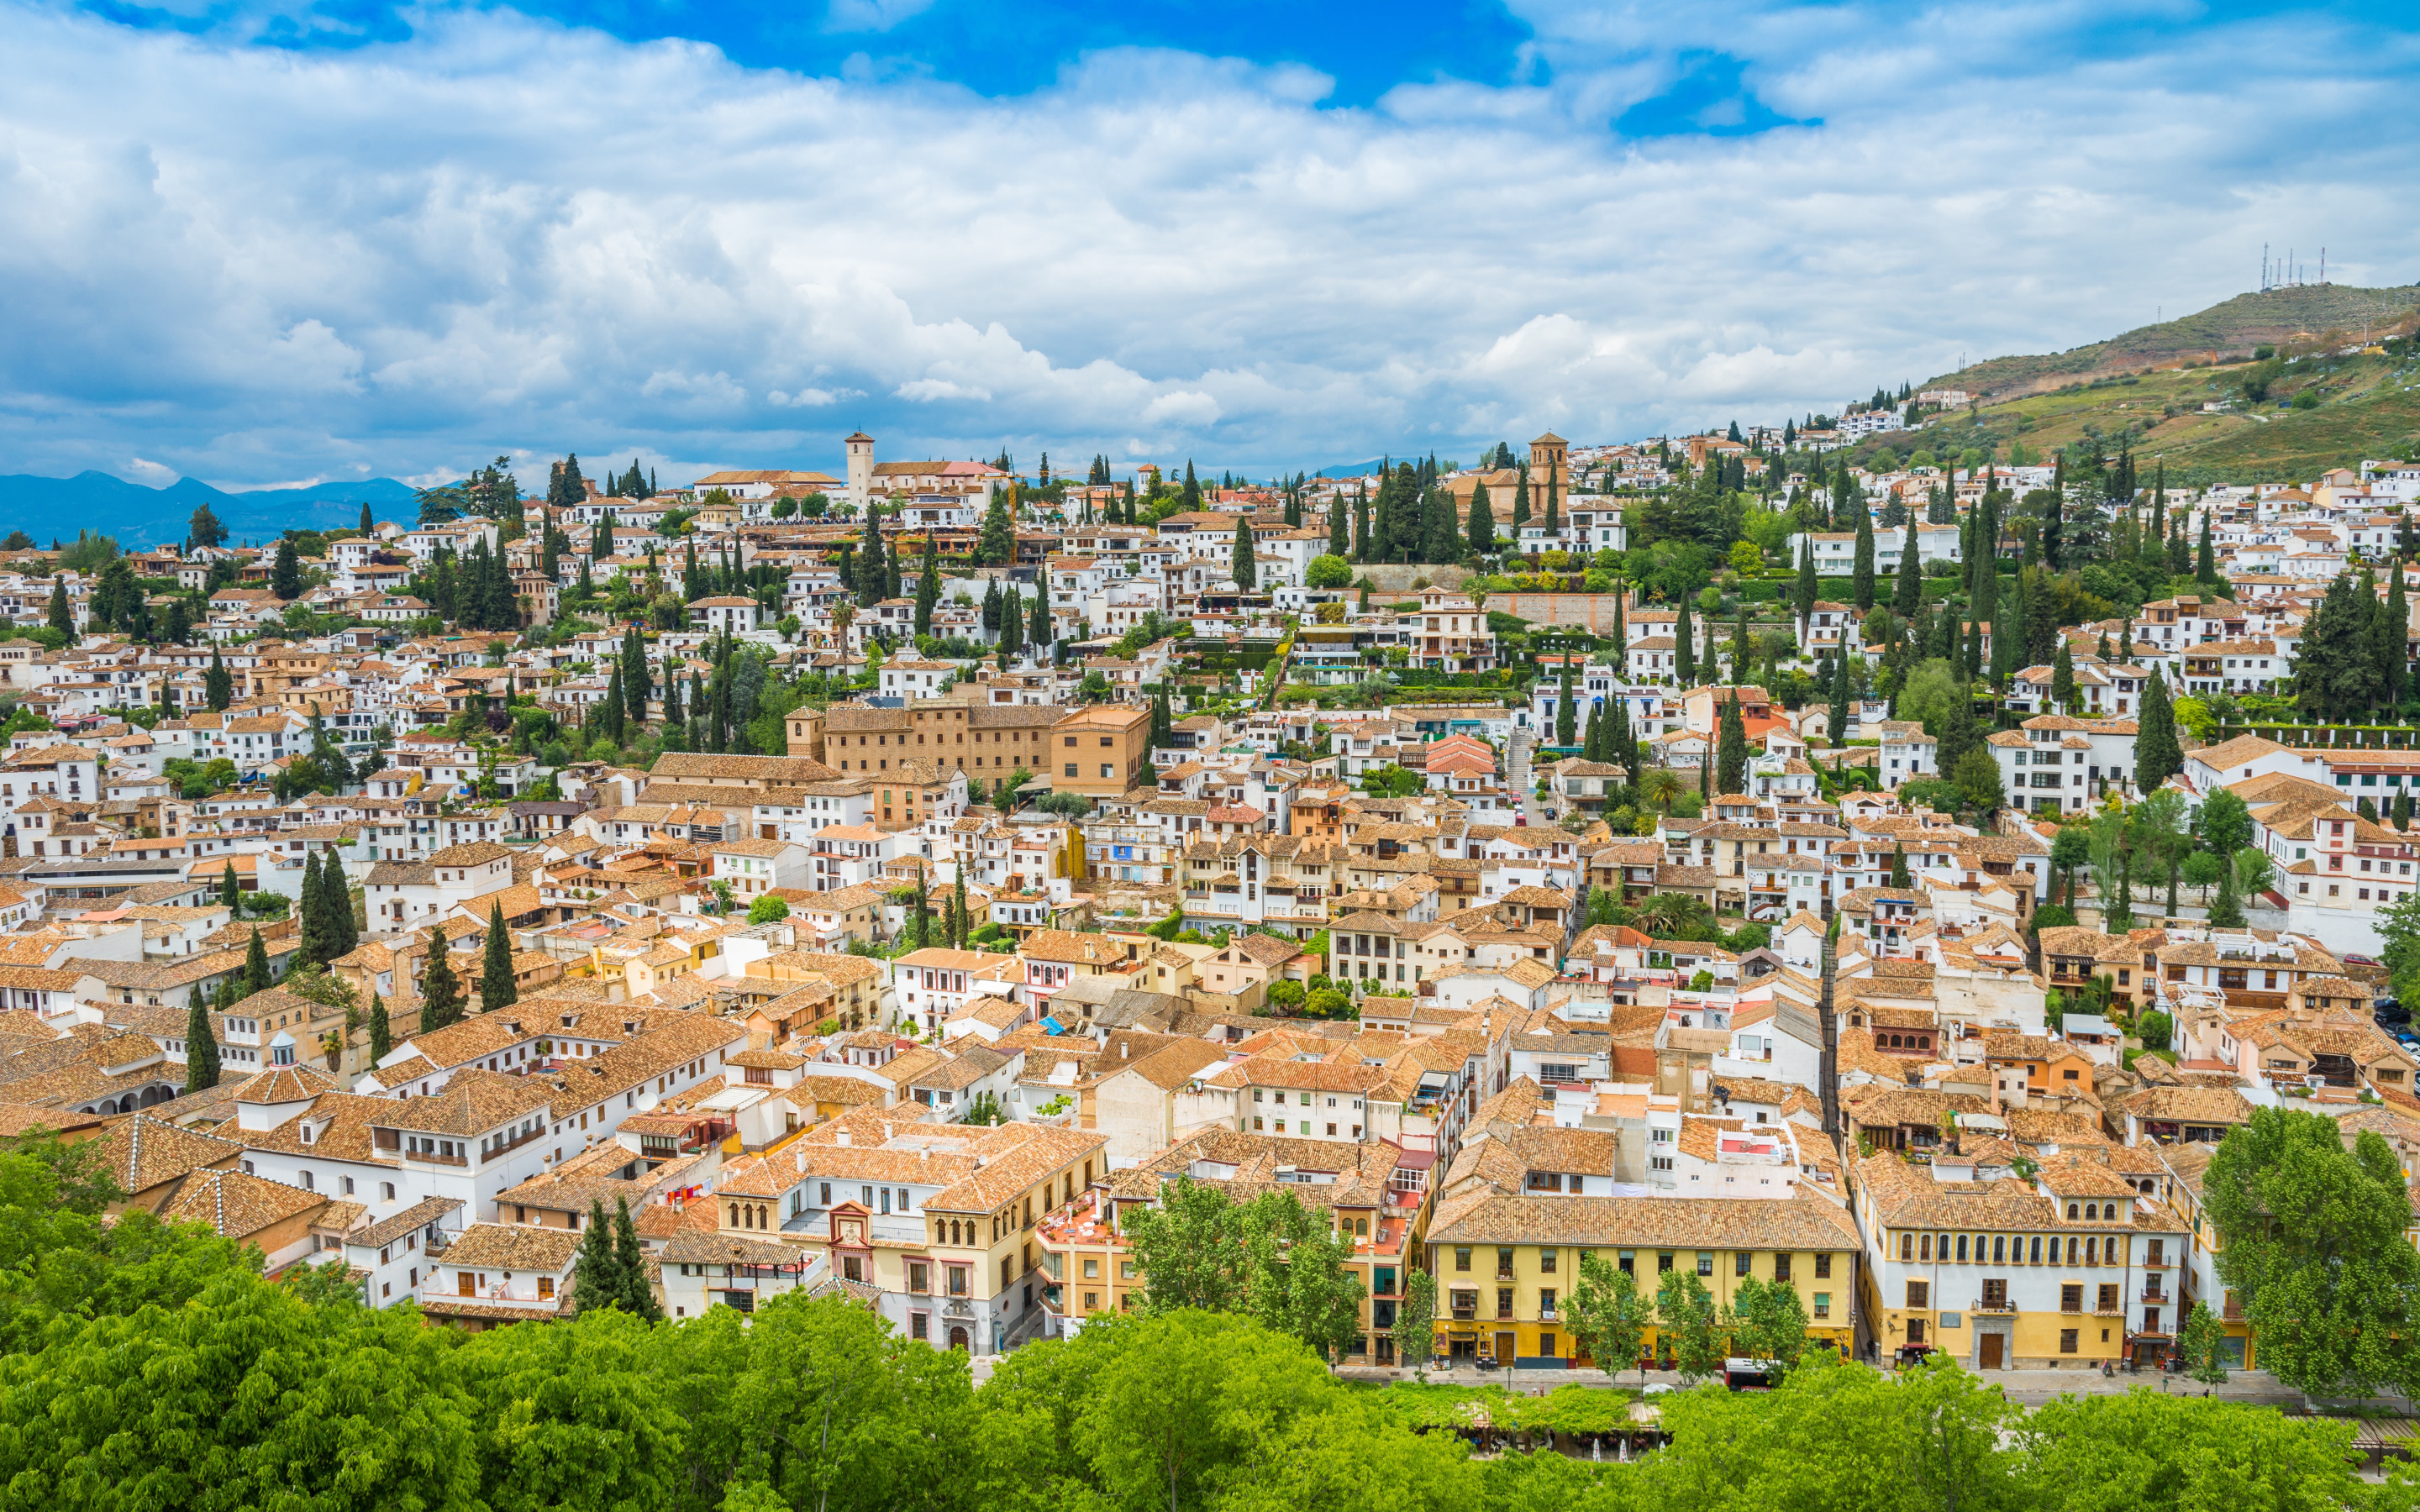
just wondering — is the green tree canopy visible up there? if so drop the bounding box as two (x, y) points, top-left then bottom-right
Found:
(2204, 1105), (2420, 1398)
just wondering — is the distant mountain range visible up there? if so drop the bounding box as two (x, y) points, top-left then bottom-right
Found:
(0, 473), (418, 549)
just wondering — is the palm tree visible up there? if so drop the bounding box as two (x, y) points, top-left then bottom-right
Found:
(1639, 769), (1685, 813)
(1636, 891), (1712, 940)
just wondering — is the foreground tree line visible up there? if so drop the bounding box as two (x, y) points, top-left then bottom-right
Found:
(0, 1131), (2402, 1512)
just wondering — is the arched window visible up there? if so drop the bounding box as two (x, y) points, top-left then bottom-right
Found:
(1992, 1236), (2006, 1263)
(2066, 1201), (2079, 1219)
(728, 1203), (739, 1227)
(1919, 1234), (1931, 1262)
(2086, 1236), (2099, 1265)
(1954, 1235), (1968, 1263)
(2030, 1236), (2043, 1264)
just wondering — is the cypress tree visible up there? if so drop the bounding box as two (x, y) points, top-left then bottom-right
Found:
(2051, 640), (2076, 712)
(46, 576), (71, 636)
(481, 900), (517, 1012)
(1556, 662), (1575, 745)
(2044, 453), (2066, 570)
(623, 627), (652, 726)
(366, 992), (389, 1067)
(2207, 861), (2246, 927)
(1542, 461), (1560, 541)
(1467, 480), (1495, 557)
(952, 870), (969, 950)
(1889, 843), (1910, 889)
(1510, 462), (1531, 537)
(1609, 592), (1628, 662)
(271, 538), (302, 601)
(915, 543), (940, 636)
(419, 937), (464, 1032)
(1028, 575), (1050, 648)
(858, 501), (886, 606)
(2136, 667), (2182, 791)
(1831, 460), (1860, 530)
(1937, 675), (1982, 780)
(243, 926), (272, 997)
(219, 862), (241, 911)
(570, 1199), (626, 1314)
(1716, 692), (1747, 795)
(2384, 565), (2411, 711)
(1990, 564), (2018, 686)
(1582, 703), (1602, 763)
(1893, 512), (1922, 617)
(976, 491), (1015, 566)
(1353, 485), (1370, 561)
(297, 850), (325, 966)
(612, 1198), (662, 1320)
(205, 647), (232, 711)
(1730, 605), (1750, 685)
(598, 664), (626, 744)
(1851, 502), (1876, 611)
(323, 854), (356, 959)
(1793, 537), (1817, 624)
(1828, 651), (1851, 744)
(360, 501), (376, 533)
(1230, 515), (1256, 588)
(1328, 491), (1348, 557)
(1181, 460), (1201, 512)
(1673, 596), (1696, 685)
(2196, 512), (2219, 588)
(981, 578), (1002, 635)
(182, 984), (218, 1092)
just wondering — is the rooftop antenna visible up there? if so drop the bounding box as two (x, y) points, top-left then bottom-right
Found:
(2262, 244), (2269, 292)
(2321, 248), (2327, 285)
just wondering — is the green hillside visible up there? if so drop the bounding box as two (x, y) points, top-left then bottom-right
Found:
(1861, 305), (2420, 486)
(1923, 283), (2420, 399)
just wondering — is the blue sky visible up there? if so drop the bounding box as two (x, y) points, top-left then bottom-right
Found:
(5, 0), (2420, 489)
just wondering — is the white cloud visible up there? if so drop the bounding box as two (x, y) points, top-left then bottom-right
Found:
(126, 456), (175, 481)
(894, 378), (994, 402)
(1142, 390), (1222, 428)
(0, 1), (2415, 484)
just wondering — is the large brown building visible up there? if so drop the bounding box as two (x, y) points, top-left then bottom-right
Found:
(1049, 705), (1153, 798)
(799, 700), (1063, 782)
(792, 697), (1153, 798)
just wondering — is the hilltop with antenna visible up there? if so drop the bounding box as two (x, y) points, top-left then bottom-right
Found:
(1924, 281), (2420, 400)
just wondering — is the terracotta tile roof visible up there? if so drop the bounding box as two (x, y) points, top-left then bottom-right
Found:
(438, 1221), (583, 1271)
(1426, 1189), (1860, 1249)
(94, 1112), (244, 1194)
(157, 1168), (326, 1238)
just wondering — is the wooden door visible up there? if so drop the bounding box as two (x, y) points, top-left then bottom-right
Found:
(1979, 1333), (2003, 1370)
(1494, 1331), (1517, 1363)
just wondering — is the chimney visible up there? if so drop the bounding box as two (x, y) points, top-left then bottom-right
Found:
(835, 1129), (851, 1147)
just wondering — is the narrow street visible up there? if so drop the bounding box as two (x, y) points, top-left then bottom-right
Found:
(1509, 726), (1556, 827)
(1335, 1361), (2313, 1409)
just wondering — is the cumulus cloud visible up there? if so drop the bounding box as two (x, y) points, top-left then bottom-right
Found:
(0, 0), (2415, 485)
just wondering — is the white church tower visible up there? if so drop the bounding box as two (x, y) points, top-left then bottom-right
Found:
(844, 432), (875, 512)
